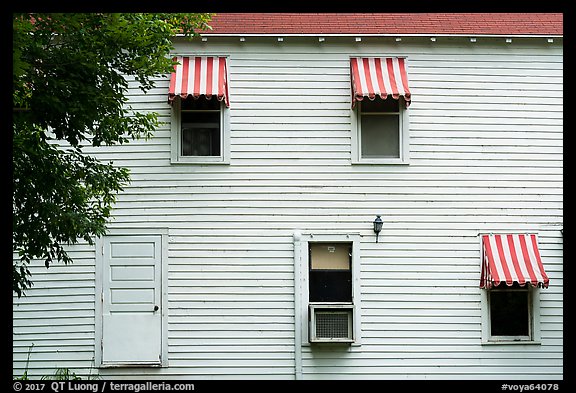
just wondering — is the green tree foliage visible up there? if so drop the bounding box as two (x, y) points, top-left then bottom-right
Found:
(13, 13), (213, 296)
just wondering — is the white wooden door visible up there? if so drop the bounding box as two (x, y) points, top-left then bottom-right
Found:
(101, 235), (162, 366)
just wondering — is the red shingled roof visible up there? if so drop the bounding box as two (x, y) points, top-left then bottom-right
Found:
(201, 13), (563, 36)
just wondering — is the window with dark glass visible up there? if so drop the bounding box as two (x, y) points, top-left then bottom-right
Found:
(489, 284), (531, 338)
(309, 242), (352, 302)
(181, 97), (221, 157)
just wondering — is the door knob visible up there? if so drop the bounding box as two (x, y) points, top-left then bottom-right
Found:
(153, 305), (159, 312)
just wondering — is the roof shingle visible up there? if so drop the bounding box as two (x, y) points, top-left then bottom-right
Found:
(201, 13), (563, 36)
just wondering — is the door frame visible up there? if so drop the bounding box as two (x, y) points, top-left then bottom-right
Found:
(94, 228), (169, 367)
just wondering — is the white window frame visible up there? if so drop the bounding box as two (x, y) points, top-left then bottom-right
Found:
(294, 233), (362, 346)
(170, 95), (230, 165)
(351, 97), (410, 165)
(480, 285), (541, 345)
(478, 232), (542, 345)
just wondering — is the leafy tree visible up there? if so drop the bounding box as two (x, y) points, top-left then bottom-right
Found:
(12, 13), (213, 296)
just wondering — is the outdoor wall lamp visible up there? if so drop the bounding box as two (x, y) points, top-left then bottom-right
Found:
(373, 215), (383, 243)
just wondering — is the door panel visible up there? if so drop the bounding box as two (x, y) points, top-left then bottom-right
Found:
(101, 235), (162, 365)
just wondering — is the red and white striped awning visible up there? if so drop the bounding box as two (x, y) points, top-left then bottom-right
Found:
(480, 233), (549, 289)
(350, 57), (411, 108)
(168, 56), (230, 107)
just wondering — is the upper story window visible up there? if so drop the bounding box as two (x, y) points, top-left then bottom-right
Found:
(181, 97), (222, 157)
(170, 97), (229, 164)
(350, 57), (411, 165)
(357, 96), (408, 162)
(168, 56), (230, 164)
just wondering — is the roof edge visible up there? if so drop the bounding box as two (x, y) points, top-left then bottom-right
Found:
(190, 33), (563, 38)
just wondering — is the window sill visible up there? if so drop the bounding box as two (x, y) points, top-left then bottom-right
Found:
(302, 342), (362, 348)
(171, 158), (230, 165)
(481, 340), (541, 346)
(99, 362), (163, 368)
(352, 159), (409, 165)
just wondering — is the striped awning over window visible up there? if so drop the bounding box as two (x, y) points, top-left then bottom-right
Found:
(168, 56), (230, 107)
(350, 57), (411, 108)
(480, 234), (549, 289)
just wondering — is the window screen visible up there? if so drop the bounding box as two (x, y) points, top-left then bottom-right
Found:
(315, 311), (352, 339)
(359, 97), (401, 159)
(361, 115), (400, 158)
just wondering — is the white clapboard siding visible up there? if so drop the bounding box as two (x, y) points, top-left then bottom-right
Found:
(12, 244), (98, 376)
(13, 37), (562, 379)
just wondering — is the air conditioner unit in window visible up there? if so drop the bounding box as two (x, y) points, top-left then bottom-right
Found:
(309, 303), (354, 343)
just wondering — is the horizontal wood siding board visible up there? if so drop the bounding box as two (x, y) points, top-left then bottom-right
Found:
(13, 40), (562, 379)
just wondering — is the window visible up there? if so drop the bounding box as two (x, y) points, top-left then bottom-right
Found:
(170, 96), (230, 164)
(307, 242), (355, 343)
(352, 96), (410, 164)
(350, 56), (411, 165)
(168, 56), (230, 164)
(481, 284), (540, 343)
(181, 98), (221, 157)
(309, 242), (352, 303)
(293, 234), (361, 345)
(359, 97), (401, 159)
(479, 233), (547, 344)
(488, 284), (532, 340)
